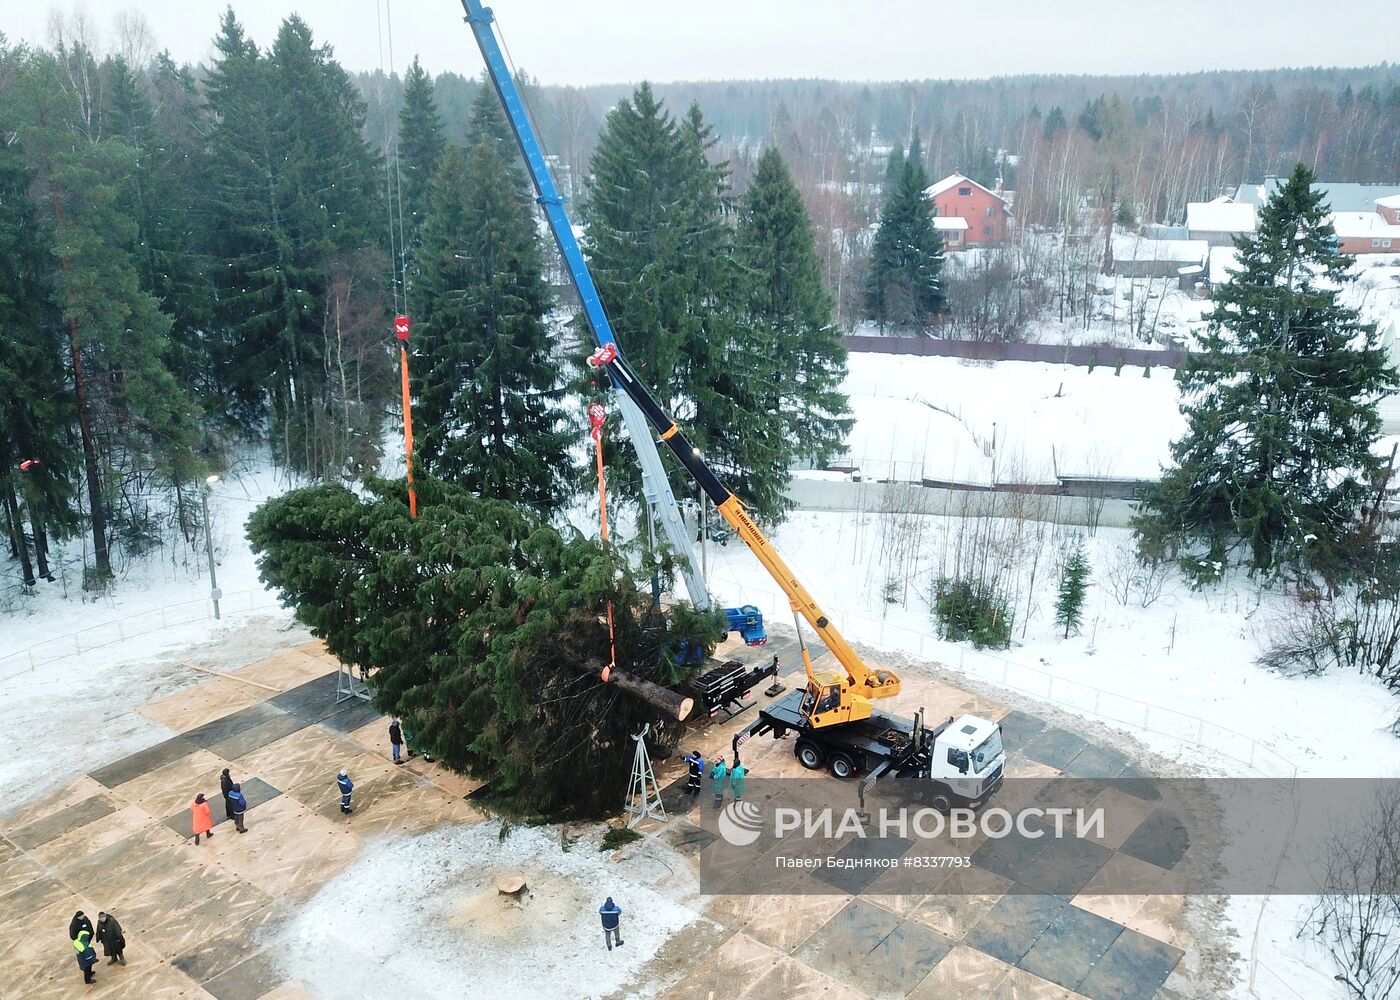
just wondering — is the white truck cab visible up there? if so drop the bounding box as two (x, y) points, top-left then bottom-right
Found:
(926, 714), (1006, 810)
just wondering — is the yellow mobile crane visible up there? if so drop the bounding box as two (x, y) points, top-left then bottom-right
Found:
(587, 343), (899, 729)
(589, 344), (1005, 804)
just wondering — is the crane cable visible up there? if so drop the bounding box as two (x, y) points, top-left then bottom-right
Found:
(378, 0), (417, 516)
(588, 403), (618, 683)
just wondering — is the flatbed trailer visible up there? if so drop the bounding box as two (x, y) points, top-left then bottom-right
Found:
(690, 658), (778, 721)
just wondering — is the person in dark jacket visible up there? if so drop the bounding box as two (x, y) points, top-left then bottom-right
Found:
(220, 768), (234, 820)
(685, 751), (704, 795)
(598, 897), (624, 950)
(69, 911), (93, 943)
(389, 719), (404, 764)
(73, 927), (98, 984)
(228, 783), (248, 833)
(337, 770), (354, 814)
(95, 912), (125, 965)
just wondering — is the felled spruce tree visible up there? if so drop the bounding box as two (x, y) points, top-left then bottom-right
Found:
(248, 477), (721, 818)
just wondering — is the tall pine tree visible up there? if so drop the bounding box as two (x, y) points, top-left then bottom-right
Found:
(1136, 163), (1397, 576)
(673, 102), (793, 519)
(865, 148), (946, 333)
(414, 90), (569, 511)
(581, 83), (693, 403)
(17, 45), (200, 581)
(106, 53), (218, 412)
(396, 56), (446, 260)
(0, 131), (78, 586)
(205, 13), (389, 478)
(736, 147), (853, 474)
(582, 88), (793, 521)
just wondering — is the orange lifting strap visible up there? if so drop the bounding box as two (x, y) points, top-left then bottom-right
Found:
(588, 403), (617, 682)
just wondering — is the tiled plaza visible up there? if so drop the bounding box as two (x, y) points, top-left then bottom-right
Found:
(0, 635), (1202, 999)
(0, 643), (485, 999)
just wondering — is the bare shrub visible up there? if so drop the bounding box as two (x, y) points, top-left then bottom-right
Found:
(1104, 542), (1172, 609)
(1261, 574), (1400, 691)
(1302, 787), (1400, 1000)
(941, 248), (1034, 343)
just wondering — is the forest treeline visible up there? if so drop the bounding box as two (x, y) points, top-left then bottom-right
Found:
(0, 12), (850, 593)
(2, 5), (1397, 597)
(357, 63), (1400, 322)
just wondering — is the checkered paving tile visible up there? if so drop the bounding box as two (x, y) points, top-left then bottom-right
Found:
(0, 636), (1195, 999)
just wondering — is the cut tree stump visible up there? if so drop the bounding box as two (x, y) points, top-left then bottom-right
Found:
(497, 875), (528, 897)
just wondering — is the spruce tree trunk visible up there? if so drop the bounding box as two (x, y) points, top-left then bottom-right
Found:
(2, 479), (35, 586)
(573, 658), (694, 721)
(33, 520), (51, 581)
(64, 312), (111, 581)
(50, 196), (111, 582)
(23, 477), (52, 581)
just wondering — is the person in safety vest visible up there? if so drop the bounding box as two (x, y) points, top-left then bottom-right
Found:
(74, 927), (98, 984)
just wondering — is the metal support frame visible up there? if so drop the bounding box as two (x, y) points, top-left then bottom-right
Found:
(335, 662), (372, 704)
(624, 723), (667, 828)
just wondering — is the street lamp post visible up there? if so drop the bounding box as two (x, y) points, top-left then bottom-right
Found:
(202, 475), (222, 620)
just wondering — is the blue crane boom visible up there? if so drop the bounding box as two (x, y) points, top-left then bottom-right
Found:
(456, 0), (713, 612)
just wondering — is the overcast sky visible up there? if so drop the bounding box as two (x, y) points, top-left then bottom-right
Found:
(3, 1), (1395, 85)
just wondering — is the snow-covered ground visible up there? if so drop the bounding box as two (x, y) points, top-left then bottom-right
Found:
(270, 822), (707, 1000)
(0, 459), (292, 659)
(0, 460), (301, 812)
(704, 512), (1395, 1000)
(835, 352), (1183, 483)
(5, 349), (1400, 998)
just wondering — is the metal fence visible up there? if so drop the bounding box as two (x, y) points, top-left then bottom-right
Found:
(846, 335), (1189, 369)
(0, 589), (285, 681)
(713, 575), (1298, 781)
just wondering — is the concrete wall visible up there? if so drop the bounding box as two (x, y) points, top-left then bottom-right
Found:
(787, 476), (1142, 529)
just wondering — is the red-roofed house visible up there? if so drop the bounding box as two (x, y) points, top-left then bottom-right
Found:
(1376, 195), (1400, 226)
(926, 173), (1012, 246)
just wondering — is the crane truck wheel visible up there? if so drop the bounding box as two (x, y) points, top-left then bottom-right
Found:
(930, 790), (953, 814)
(795, 740), (825, 770)
(829, 753), (857, 780)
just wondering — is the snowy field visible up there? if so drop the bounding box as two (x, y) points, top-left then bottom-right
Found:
(5, 350), (1400, 998)
(837, 352), (1184, 483)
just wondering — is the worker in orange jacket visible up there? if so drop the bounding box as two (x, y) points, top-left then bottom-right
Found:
(190, 793), (214, 844)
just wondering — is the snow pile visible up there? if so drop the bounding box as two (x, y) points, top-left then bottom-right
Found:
(269, 823), (705, 1000)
